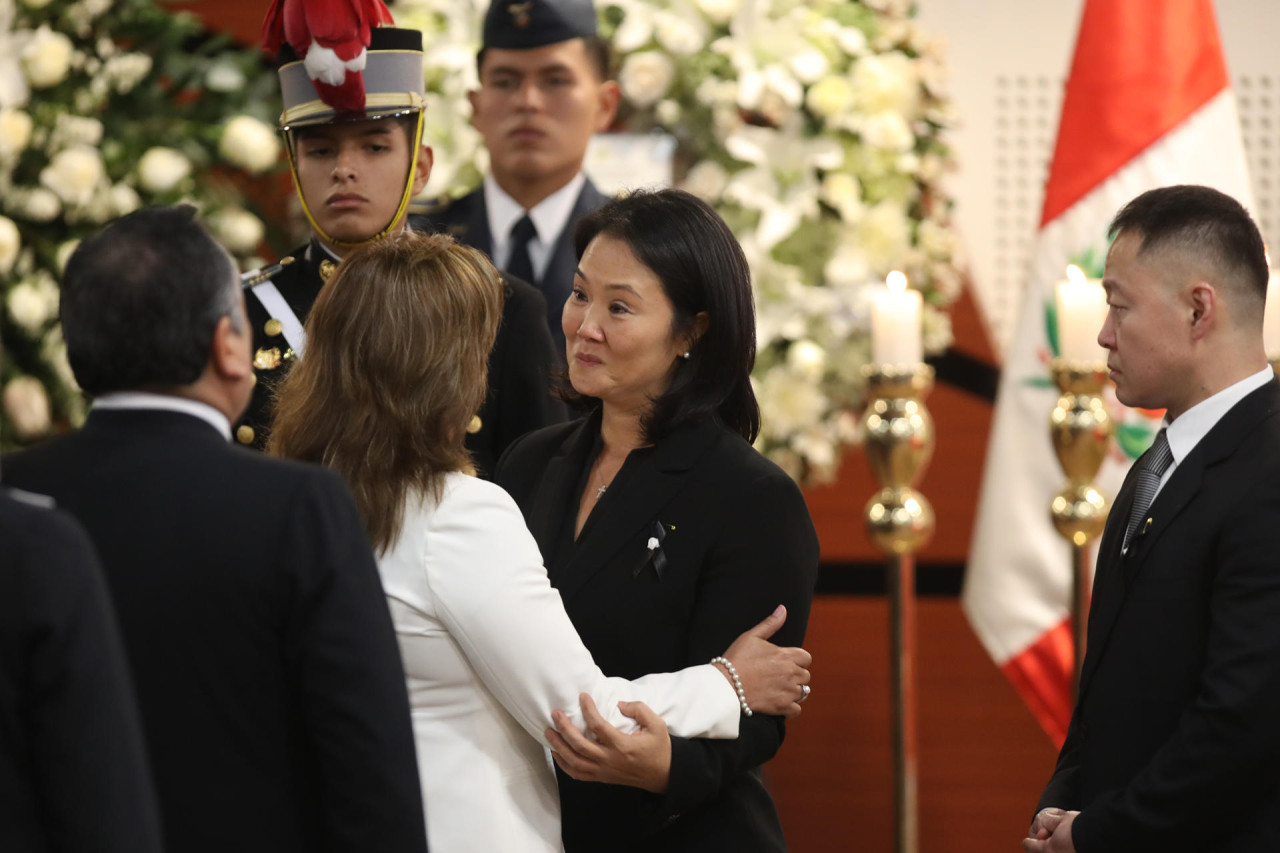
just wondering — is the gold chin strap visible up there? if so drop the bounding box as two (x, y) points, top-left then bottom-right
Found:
(283, 109), (427, 252)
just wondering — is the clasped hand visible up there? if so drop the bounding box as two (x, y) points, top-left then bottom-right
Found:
(1022, 807), (1078, 852)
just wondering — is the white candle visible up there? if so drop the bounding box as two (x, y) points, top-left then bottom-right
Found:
(1264, 269), (1280, 360)
(871, 271), (923, 367)
(1055, 265), (1108, 363)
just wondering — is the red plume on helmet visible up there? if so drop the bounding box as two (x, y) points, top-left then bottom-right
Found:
(261, 0), (395, 115)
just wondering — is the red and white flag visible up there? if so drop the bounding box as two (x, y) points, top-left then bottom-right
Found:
(963, 0), (1254, 745)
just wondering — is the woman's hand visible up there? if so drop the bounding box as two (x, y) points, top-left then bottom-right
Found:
(719, 604), (812, 718)
(546, 694), (672, 793)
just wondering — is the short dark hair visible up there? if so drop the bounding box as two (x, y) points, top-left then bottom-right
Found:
(476, 34), (613, 81)
(61, 205), (239, 396)
(572, 188), (760, 443)
(1108, 184), (1268, 302)
(289, 113), (420, 153)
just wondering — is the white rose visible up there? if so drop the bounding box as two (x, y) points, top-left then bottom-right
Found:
(18, 187), (62, 222)
(39, 145), (105, 207)
(824, 241), (870, 288)
(0, 109), (33, 159)
(6, 277), (59, 332)
(860, 110), (915, 152)
(655, 99), (681, 126)
(56, 239), (80, 273)
(806, 75), (855, 121)
(103, 52), (152, 94)
(613, 10), (654, 53)
(20, 26), (75, 89)
(137, 147), (191, 193)
(680, 160), (729, 202)
(108, 182), (141, 216)
(0, 215), (19, 274)
(654, 11), (706, 57)
(836, 26), (868, 56)
(619, 51), (675, 109)
(786, 339), (827, 382)
(205, 61), (246, 92)
(789, 49), (829, 85)
(821, 172), (863, 223)
(757, 368), (828, 439)
(695, 0), (740, 24)
(850, 51), (919, 117)
(858, 200), (912, 272)
(51, 113), (103, 148)
(208, 207), (265, 254)
(3, 376), (51, 439)
(219, 115), (281, 174)
(918, 219), (956, 260)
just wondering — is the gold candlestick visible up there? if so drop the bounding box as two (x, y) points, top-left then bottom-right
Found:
(862, 363), (935, 853)
(1048, 359), (1112, 694)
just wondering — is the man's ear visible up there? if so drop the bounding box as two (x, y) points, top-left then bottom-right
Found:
(211, 315), (251, 382)
(595, 80), (620, 132)
(1188, 281), (1216, 340)
(467, 89), (482, 131)
(412, 145), (434, 196)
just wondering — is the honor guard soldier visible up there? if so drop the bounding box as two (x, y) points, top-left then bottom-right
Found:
(242, 7), (563, 477)
(414, 0), (619, 355)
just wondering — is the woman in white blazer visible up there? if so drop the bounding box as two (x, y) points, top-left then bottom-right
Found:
(268, 233), (811, 852)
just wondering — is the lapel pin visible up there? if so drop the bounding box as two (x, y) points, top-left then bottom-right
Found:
(1143, 517), (1153, 535)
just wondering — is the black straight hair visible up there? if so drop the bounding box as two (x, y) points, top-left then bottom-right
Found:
(61, 205), (238, 396)
(570, 188), (760, 444)
(1108, 184), (1268, 301)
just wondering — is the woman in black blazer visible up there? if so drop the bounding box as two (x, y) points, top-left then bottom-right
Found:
(495, 189), (820, 852)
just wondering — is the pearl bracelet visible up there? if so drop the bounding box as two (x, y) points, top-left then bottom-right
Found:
(711, 655), (753, 717)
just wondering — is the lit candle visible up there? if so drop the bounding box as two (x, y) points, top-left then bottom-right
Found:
(871, 270), (923, 366)
(1265, 264), (1280, 360)
(1055, 265), (1108, 363)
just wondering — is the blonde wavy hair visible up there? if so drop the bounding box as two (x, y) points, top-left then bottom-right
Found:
(268, 232), (504, 552)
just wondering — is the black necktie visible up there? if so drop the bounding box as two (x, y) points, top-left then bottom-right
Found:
(507, 214), (536, 285)
(1123, 428), (1173, 551)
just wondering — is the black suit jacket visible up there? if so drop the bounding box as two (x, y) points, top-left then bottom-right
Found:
(240, 239), (563, 477)
(414, 177), (610, 354)
(1037, 379), (1280, 851)
(0, 489), (163, 853)
(494, 412), (820, 852)
(3, 409), (428, 853)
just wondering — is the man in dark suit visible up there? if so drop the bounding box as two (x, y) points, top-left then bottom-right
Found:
(3, 206), (428, 853)
(415, 0), (617, 354)
(1026, 185), (1280, 852)
(241, 24), (562, 476)
(0, 487), (163, 853)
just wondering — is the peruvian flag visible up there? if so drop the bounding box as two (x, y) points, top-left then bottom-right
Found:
(963, 0), (1254, 746)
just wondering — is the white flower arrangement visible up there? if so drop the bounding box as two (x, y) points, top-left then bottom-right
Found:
(1, 0), (283, 448)
(397, 0), (962, 484)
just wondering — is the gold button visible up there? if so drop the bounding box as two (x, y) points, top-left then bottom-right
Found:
(466, 415), (482, 434)
(282, 348), (296, 363)
(319, 259), (336, 282)
(250, 372), (258, 388)
(236, 425), (255, 444)
(264, 318), (283, 337)
(254, 347), (281, 371)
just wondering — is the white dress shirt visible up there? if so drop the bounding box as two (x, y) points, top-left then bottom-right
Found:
(378, 471), (738, 852)
(92, 392), (231, 441)
(485, 172), (586, 283)
(1156, 365), (1274, 499)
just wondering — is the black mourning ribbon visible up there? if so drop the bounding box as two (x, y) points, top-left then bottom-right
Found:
(634, 520), (669, 580)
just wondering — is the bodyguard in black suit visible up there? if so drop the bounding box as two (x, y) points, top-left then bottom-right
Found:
(416, 0), (618, 354)
(495, 190), (819, 851)
(239, 25), (562, 476)
(1027, 186), (1280, 852)
(3, 206), (428, 853)
(0, 488), (162, 853)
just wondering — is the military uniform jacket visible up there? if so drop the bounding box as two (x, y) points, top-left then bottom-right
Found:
(413, 176), (610, 354)
(3, 410), (429, 853)
(1037, 379), (1280, 852)
(494, 412), (820, 852)
(240, 239), (564, 477)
